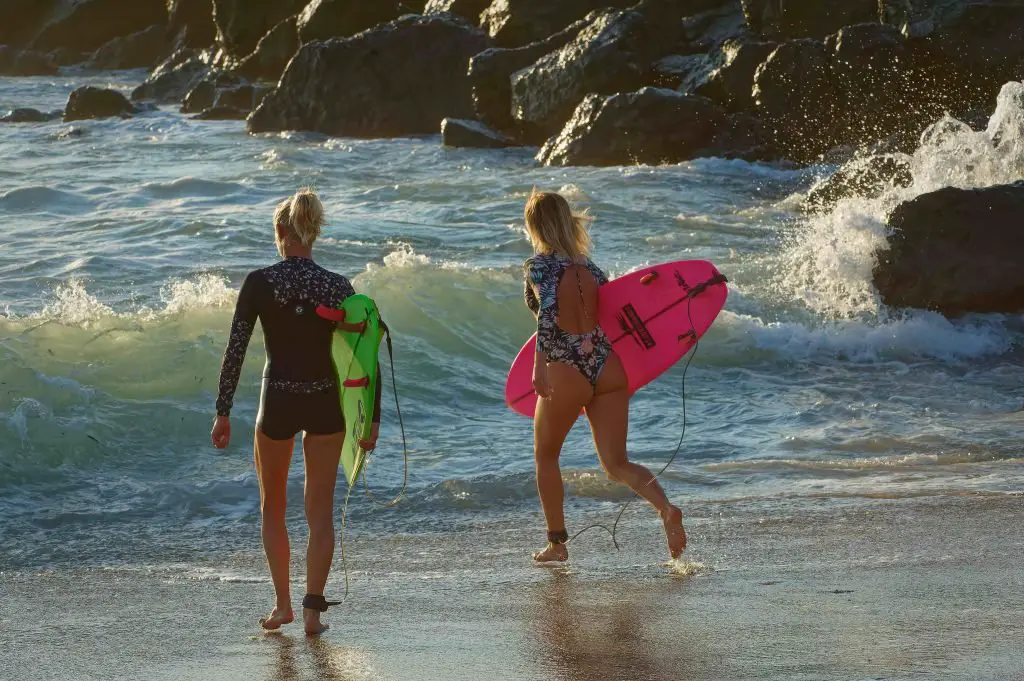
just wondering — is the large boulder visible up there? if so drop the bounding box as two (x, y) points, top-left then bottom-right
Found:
(64, 87), (138, 122)
(0, 47), (59, 76)
(0, 0), (58, 48)
(695, 38), (777, 111)
(804, 154), (913, 212)
(873, 181), (1024, 316)
(180, 71), (242, 112)
(741, 0), (878, 39)
(538, 87), (727, 166)
(248, 15), (492, 137)
(468, 14), (593, 138)
(234, 16), (299, 82)
(297, 0), (411, 43)
(1, 108), (61, 123)
(87, 25), (171, 70)
(510, 8), (682, 140)
(212, 0), (305, 62)
(167, 0), (216, 48)
(441, 118), (515, 147)
(480, 0), (634, 48)
(425, 0), (491, 23)
(131, 48), (214, 102)
(32, 0), (168, 54)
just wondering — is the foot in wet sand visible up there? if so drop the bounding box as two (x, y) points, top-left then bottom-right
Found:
(303, 609), (330, 636)
(259, 606), (294, 630)
(532, 541), (568, 563)
(662, 505), (686, 559)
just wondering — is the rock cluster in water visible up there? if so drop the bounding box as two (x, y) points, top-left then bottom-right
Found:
(1, 0), (1022, 315)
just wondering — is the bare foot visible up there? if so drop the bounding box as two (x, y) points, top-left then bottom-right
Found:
(532, 542), (568, 563)
(303, 608), (330, 636)
(662, 505), (686, 559)
(259, 606), (294, 630)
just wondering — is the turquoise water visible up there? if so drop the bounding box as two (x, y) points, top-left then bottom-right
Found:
(1, 72), (1022, 573)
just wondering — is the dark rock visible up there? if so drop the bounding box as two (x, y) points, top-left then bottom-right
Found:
(424, 0), (491, 23)
(804, 155), (913, 212)
(468, 14), (592, 138)
(703, 111), (779, 161)
(441, 117), (515, 147)
(0, 108), (60, 123)
(191, 105), (249, 120)
(48, 47), (90, 66)
(873, 181), (1024, 316)
(481, 0), (634, 48)
(652, 53), (717, 92)
(511, 8), (683, 140)
(0, 0), (58, 48)
(234, 16), (299, 82)
(54, 126), (87, 140)
(696, 38), (777, 111)
(64, 86), (138, 122)
(212, 0), (305, 62)
(537, 87), (727, 166)
(216, 84), (271, 111)
(88, 25), (171, 70)
(741, 0), (878, 39)
(33, 0), (168, 54)
(181, 80), (216, 113)
(132, 49), (213, 102)
(248, 14), (491, 137)
(0, 47), (59, 76)
(168, 0), (216, 48)
(681, 0), (747, 52)
(297, 0), (410, 43)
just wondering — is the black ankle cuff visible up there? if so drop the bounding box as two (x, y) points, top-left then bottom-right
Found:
(302, 594), (342, 612)
(547, 529), (569, 545)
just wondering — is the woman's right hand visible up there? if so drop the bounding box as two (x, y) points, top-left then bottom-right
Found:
(533, 354), (552, 399)
(211, 415), (231, 449)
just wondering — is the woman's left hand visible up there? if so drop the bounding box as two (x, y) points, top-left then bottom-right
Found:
(359, 422), (380, 451)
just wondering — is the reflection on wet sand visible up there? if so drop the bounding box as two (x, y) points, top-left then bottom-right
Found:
(525, 571), (715, 681)
(261, 631), (379, 681)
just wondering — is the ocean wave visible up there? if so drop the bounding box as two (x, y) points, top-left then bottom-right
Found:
(0, 186), (95, 215)
(139, 177), (247, 199)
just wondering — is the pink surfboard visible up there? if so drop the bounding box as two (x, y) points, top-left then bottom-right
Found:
(505, 259), (728, 418)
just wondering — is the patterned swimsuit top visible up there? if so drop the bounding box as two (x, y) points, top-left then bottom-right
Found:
(215, 256), (356, 417)
(524, 252), (610, 356)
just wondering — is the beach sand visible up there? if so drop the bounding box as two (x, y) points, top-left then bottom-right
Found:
(3, 493), (1022, 681)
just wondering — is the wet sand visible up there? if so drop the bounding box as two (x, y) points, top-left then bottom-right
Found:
(2, 493), (1022, 681)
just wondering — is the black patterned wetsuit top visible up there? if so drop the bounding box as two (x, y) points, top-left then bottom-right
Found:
(216, 256), (356, 418)
(524, 253), (613, 386)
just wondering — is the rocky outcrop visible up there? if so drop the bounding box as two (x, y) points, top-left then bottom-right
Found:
(695, 38), (776, 111)
(741, 0), (878, 39)
(234, 16), (299, 82)
(297, 0), (410, 43)
(32, 0), (168, 54)
(480, 0), (634, 48)
(181, 80), (217, 113)
(468, 15), (592, 139)
(168, 0), (216, 48)
(248, 15), (491, 137)
(0, 47), (59, 76)
(538, 87), (727, 166)
(425, 0), (491, 23)
(0, 0), (57, 49)
(1, 108), (61, 123)
(64, 87), (138, 122)
(441, 118), (515, 147)
(131, 49), (214, 102)
(873, 181), (1024, 316)
(212, 0), (305, 62)
(510, 8), (682, 140)
(87, 25), (171, 70)
(804, 155), (913, 212)
(191, 105), (250, 120)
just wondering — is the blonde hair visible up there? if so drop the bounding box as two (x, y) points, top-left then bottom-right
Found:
(274, 188), (324, 249)
(523, 189), (592, 259)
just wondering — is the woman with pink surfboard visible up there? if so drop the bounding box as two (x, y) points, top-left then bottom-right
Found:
(519, 190), (689, 563)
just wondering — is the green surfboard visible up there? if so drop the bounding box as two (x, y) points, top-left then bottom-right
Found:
(330, 294), (383, 487)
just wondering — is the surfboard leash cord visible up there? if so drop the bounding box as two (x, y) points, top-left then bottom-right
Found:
(565, 292), (701, 551)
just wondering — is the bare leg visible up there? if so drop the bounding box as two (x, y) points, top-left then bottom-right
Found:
(533, 362), (592, 562)
(301, 431), (343, 635)
(255, 429), (296, 629)
(585, 354), (686, 559)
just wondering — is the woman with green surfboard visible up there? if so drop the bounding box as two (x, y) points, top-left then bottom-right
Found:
(210, 189), (384, 636)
